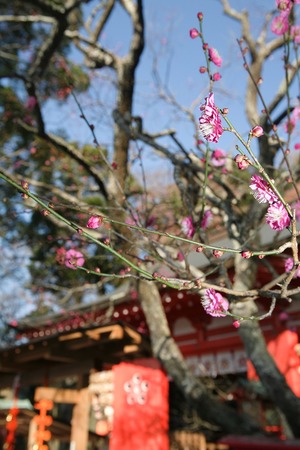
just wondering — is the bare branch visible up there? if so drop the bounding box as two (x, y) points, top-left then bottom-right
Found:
(0, 14), (55, 24)
(91, 0), (115, 42)
(220, 0), (256, 56)
(28, 18), (67, 80)
(119, 0), (145, 65)
(17, 121), (108, 200)
(264, 59), (300, 119)
(65, 30), (117, 69)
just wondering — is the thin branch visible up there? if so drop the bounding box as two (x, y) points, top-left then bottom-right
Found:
(91, 0), (115, 42)
(17, 120), (108, 199)
(0, 14), (55, 24)
(220, 0), (256, 57)
(265, 59), (300, 118)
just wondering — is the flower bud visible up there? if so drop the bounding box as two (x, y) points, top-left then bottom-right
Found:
(212, 72), (221, 81)
(213, 249), (224, 258)
(87, 215), (103, 229)
(241, 250), (253, 259)
(251, 125), (264, 137)
(21, 180), (29, 190)
(189, 28), (199, 39)
(234, 154), (251, 170)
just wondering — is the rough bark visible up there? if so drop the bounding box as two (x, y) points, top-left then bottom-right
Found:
(138, 279), (263, 435)
(238, 314), (300, 437)
(232, 256), (300, 437)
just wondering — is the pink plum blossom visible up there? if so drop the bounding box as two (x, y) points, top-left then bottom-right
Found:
(284, 257), (300, 278)
(211, 148), (226, 167)
(201, 210), (213, 229)
(181, 216), (195, 238)
(270, 12), (289, 35)
(266, 202), (291, 231)
(294, 143), (300, 150)
(199, 92), (223, 143)
(65, 249), (85, 270)
(291, 25), (300, 44)
(208, 47), (222, 67)
(87, 215), (103, 229)
(276, 0), (292, 11)
(201, 288), (229, 317)
(249, 175), (278, 204)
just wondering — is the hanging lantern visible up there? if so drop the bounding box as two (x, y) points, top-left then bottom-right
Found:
(4, 375), (21, 450)
(4, 407), (19, 450)
(33, 399), (53, 450)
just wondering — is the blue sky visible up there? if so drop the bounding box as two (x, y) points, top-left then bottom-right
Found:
(2, 0), (300, 319)
(44, 0), (299, 182)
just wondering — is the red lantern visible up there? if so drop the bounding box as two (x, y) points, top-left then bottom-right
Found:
(4, 407), (19, 450)
(33, 399), (53, 450)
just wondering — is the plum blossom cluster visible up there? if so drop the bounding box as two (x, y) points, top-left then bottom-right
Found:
(271, 0), (300, 42)
(189, 12), (222, 82)
(249, 175), (278, 204)
(201, 288), (229, 317)
(181, 210), (213, 238)
(249, 175), (291, 231)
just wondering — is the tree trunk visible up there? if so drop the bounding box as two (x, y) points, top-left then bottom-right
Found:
(237, 314), (300, 437)
(232, 255), (300, 437)
(138, 279), (263, 435)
